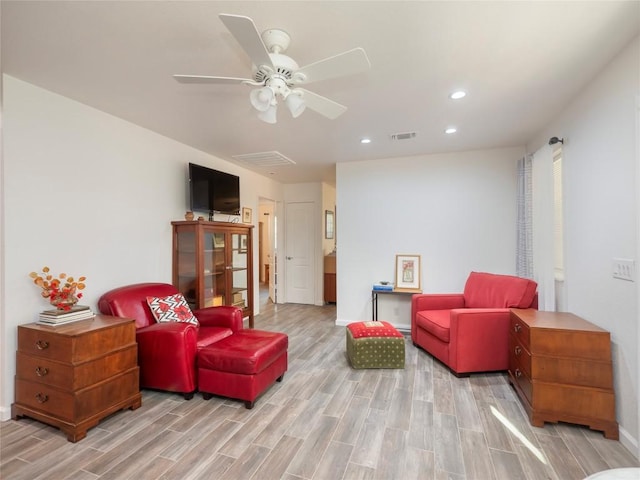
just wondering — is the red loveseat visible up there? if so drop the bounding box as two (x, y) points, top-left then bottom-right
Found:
(411, 272), (537, 376)
(98, 283), (243, 399)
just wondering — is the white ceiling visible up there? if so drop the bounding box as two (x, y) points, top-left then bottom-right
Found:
(2, 1), (639, 185)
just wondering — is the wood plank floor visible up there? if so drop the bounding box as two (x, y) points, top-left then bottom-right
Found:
(2, 297), (639, 479)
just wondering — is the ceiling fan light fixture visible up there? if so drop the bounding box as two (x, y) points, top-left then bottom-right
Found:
(257, 104), (278, 124)
(176, 15), (372, 123)
(285, 90), (306, 118)
(250, 86), (275, 112)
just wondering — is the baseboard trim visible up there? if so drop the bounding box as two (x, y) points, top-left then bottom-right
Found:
(618, 425), (639, 460)
(0, 405), (12, 422)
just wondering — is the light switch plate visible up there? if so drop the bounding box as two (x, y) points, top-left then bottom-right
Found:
(612, 258), (635, 281)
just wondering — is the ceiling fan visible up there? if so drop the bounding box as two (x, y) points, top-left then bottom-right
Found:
(173, 14), (371, 124)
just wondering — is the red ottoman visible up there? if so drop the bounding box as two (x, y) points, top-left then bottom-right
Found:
(346, 321), (405, 369)
(197, 329), (288, 409)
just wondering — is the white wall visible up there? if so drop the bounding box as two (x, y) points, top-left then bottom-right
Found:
(336, 147), (524, 330)
(1, 75), (284, 419)
(527, 36), (639, 454)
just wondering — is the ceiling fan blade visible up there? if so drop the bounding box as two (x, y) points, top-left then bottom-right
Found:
(298, 88), (347, 119)
(173, 75), (251, 84)
(295, 48), (371, 84)
(219, 14), (273, 69)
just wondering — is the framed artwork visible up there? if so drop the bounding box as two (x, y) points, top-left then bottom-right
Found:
(240, 236), (248, 253)
(395, 254), (421, 290)
(325, 210), (334, 239)
(242, 207), (252, 224)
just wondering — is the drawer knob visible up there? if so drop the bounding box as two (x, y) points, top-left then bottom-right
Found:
(35, 366), (49, 377)
(513, 323), (522, 333)
(514, 346), (522, 356)
(35, 393), (49, 404)
(515, 369), (522, 378)
(35, 340), (49, 350)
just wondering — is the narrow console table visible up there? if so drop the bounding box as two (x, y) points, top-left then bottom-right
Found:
(371, 288), (421, 321)
(12, 315), (142, 442)
(508, 308), (618, 439)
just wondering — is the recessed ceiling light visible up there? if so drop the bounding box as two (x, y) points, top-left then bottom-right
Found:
(449, 90), (466, 100)
(445, 127), (457, 134)
(360, 138), (371, 144)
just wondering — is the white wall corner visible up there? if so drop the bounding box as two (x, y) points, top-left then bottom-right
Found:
(618, 425), (639, 460)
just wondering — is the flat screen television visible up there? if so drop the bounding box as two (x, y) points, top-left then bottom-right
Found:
(188, 163), (240, 218)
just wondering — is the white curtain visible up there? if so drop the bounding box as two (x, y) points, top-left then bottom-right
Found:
(531, 144), (556, 311)
(516, 155), (533, 279)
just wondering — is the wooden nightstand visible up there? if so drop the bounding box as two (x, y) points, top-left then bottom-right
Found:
(508, 308), (618, 439)
(12, 315), (142, 442)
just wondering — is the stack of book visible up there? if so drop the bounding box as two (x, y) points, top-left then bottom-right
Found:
(232, 292), (246, 308)
(38, 305), (95, 325)
(372, 282), (394, 292)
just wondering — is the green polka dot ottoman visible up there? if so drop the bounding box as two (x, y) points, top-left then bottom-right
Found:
(346, 321), (405, 369)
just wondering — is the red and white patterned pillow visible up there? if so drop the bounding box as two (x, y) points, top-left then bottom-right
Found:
(146, 293), (199, 325)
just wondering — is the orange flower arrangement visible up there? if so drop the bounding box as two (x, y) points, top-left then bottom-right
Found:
(30, 266), (87, 311)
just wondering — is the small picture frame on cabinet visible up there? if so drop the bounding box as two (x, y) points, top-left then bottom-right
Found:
(242, 207), (252, 224)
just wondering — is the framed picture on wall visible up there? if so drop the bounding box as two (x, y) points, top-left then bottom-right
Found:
(325, 210), (334, 239)
(395, 254), (421, 291)
(242, 207), (252, 224)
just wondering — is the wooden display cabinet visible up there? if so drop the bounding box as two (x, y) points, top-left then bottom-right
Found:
(172, 220), (254, 327)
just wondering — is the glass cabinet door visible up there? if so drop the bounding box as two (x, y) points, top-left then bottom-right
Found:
(202, 230), (226, 307)
(175, 229), (197, 307)
(230, 232), (249, 309)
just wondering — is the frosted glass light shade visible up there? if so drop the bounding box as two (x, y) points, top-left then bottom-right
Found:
(250, 87), (274, 112)
(285, 92), (306, 118)
(257, 104), (277, 124)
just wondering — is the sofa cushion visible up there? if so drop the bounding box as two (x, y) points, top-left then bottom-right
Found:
(347, 321), (404, 339)
(198, 330), (289, 375)
(98, 282), (179, 329)
(463, 272), (537, 308)
(146, 293), (199, 325)
(415, 310), (451, 343)
(196, 326), (234, 348)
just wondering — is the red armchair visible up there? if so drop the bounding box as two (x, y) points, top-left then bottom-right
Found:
(411, 272), (537, 376)
(98, 283), (243, 399)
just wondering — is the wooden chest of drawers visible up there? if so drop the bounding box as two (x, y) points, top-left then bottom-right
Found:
(508, 309), (618, 439)
(324, 254), (336, 304)
(12, 315), (142, 442)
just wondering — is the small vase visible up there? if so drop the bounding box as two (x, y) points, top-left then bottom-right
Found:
(50, 289), (79, 310)
(185, 211), (195, 221)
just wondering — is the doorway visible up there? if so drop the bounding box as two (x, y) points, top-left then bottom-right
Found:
(284, 201), (315, 304)
(258, 198), (277, 305)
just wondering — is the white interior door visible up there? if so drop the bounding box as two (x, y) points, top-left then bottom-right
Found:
(285, 201), (315, 304)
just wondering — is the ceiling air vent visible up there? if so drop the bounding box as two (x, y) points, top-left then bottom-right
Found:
(232, 151), (296, 167)
(390, 132), (417, 141)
